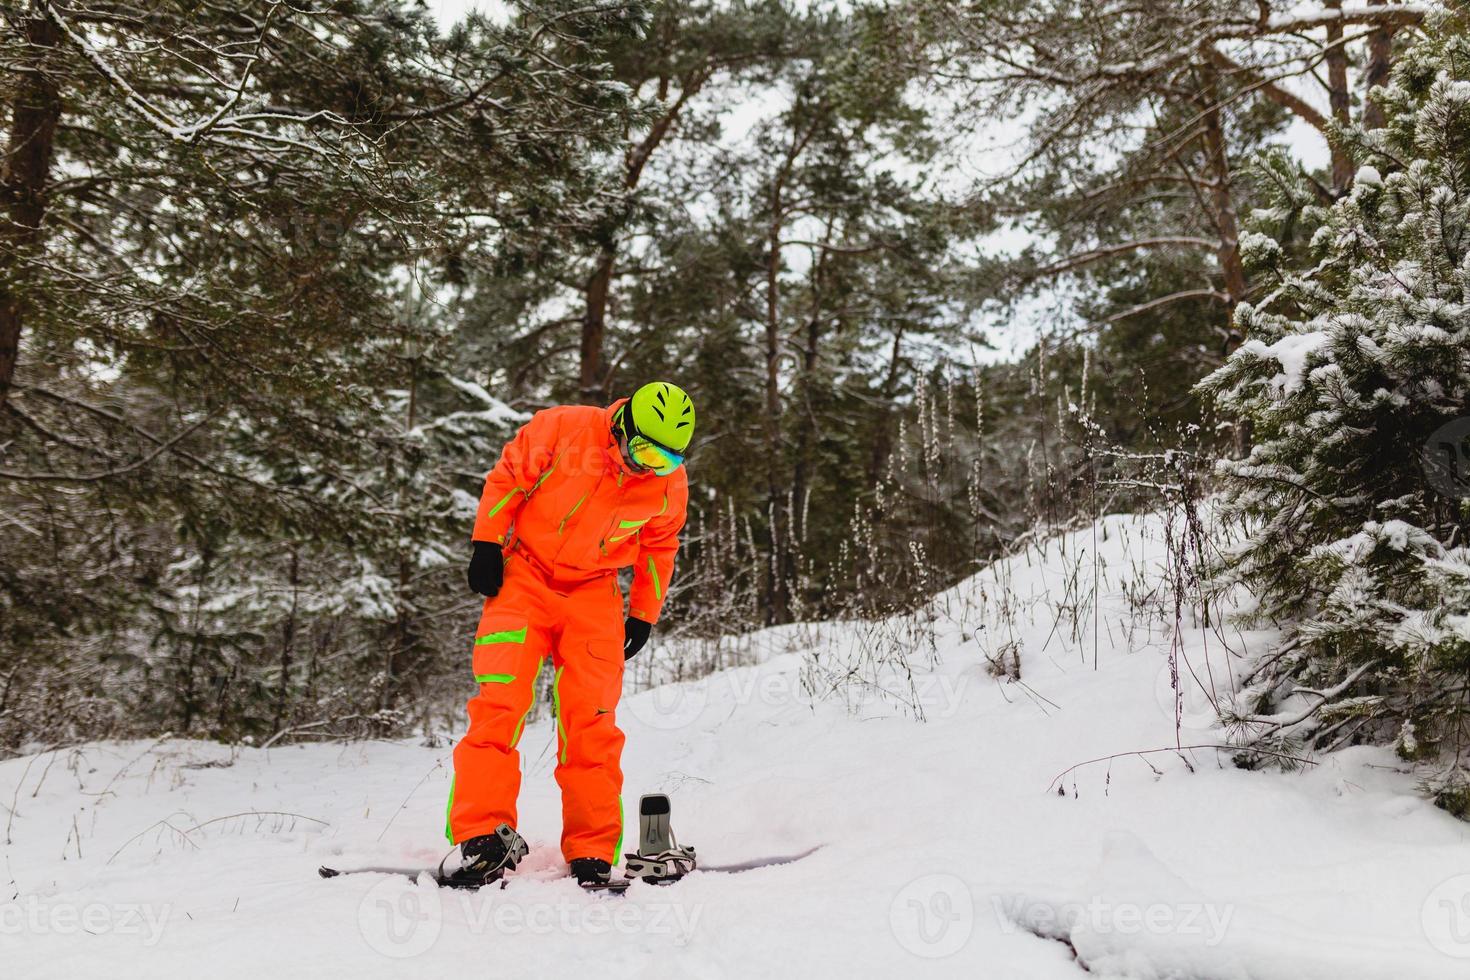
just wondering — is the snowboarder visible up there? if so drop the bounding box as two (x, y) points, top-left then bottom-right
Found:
(439, 382), (694, 889)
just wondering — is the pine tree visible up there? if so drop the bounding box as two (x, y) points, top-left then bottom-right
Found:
(1199, 12), (1470, 814)
(0, 0), (643, 747)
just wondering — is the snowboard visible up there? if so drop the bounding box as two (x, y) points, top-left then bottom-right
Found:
(318, 792), (819, 891)
(317, 864), (632, 893)
(317, 846), (823, 887)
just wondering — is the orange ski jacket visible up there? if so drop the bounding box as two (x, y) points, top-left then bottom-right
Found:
(471, 400), (688, 623)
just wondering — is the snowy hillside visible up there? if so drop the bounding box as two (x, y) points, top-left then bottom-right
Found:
(4, 514), (1468, 979)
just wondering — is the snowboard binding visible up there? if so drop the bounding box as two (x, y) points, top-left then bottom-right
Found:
(622, 793), (696, 884)
(436, 822), (529, 889)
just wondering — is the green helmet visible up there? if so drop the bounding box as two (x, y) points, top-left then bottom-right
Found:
(627, 381), (696, 452)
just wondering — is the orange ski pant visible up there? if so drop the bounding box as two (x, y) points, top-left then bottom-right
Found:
(446, 552), (626, 863)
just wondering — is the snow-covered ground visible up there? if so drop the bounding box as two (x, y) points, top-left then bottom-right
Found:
(4, 514), (1468, 978)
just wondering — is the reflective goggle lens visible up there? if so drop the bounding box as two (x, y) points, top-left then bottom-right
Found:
(628, 435), (683, 475)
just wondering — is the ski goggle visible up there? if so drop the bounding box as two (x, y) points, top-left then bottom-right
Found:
(626, 434), (684, 476)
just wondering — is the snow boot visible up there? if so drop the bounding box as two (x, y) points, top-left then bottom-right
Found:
(569, 857), (613, 887)
(437, 823), (528, 889)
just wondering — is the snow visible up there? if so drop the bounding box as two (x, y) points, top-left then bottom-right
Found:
(1237, 330), (1330, 394)
(5, 514), (1469, 978)
(1262, 4), (1435, 35)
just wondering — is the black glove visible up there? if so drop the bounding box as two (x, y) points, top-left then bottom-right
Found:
(466, 541), (503, 597)
(623, 617), (652, 660)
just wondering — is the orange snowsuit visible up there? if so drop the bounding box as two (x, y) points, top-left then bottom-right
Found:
(446, 400), (688, 863)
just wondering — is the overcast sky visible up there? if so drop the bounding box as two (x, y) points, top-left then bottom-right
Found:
(425, 0), (507, 25)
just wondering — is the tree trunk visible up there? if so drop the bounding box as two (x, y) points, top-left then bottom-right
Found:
(274, 546), (300, 732)
(788, 237), (830, 611)
(757, 119), (821, 624)
(1325, 1), (1355, 192)
(383, 353), (420, 710)
(867, 325), (904, 488)
(1362, 0), (1394, 131)
(1199, 68), (1253, 456)
(577, 71), (708, 406)
(0, 12), (62, 411)
(763, 179), (788, 624)
(789, 250), (827, 548)
(178, 549), (212, 731)
(1199, 105), (1248, 317)
(579, 243), (615, 403)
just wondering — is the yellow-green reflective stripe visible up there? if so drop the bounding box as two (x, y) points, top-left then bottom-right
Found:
(613, 795), (624, 866)
(444, 773), (457, 843)
(511, 659), (543, 748)
(475, 672), (514, 684)
(485, 452), (561, 523)
(475, 626), (527, 646)
(617, 517), (649, 529)
(648, 557), (662, 601)
(530, 452), (563, 494)
(552, 665), (568, 764)
(559, 493), (588, 534)
(484, 487), (522, 520)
